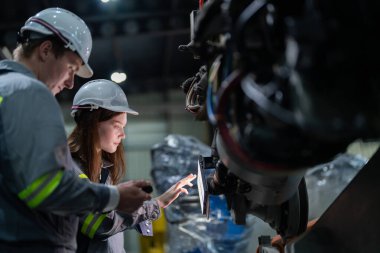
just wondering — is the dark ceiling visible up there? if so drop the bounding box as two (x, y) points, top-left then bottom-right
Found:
(0, 0), (201, 102)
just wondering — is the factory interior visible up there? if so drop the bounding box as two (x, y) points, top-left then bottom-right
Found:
(1, 0), (380, 253)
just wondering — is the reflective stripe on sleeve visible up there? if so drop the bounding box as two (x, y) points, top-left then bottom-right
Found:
(79, 173), (88, 179)
(18, 170), (64, 209)
(88, 214), (107, 239)
(81, 213), (95, 235)
(0, 96), (3, 104)
(81, 213), (107, 239)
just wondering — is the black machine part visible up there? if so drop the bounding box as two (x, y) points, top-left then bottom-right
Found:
(287, 148), (380, 253)
(198, 155), (308, 239)
(141, 185), (153, 194)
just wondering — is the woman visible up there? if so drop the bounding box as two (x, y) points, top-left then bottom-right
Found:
(68, 79), (196, 253)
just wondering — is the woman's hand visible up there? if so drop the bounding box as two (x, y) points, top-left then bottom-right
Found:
(155, 173), (197, 208)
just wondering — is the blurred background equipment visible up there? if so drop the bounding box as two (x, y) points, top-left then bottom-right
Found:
(150, 134), (256, 253)
(305, 153), (366, 220)
(0, 46), (12, 60)
(289, 150), (380, 253)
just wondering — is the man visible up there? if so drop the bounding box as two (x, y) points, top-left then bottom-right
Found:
(0, 7), (151, 253)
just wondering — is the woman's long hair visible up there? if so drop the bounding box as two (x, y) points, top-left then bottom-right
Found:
(68, 108), (126, 184)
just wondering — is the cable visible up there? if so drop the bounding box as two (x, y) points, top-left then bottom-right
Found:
(199, 0), (204, 10)
(206, 84), (217, 125)
(215, 70), (291, 172)
(206, 55), (223, 125)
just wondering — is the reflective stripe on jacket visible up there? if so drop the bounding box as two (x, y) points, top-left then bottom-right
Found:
(73, 160), (161, 253)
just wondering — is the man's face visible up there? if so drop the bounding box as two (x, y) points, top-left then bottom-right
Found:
(44, 50), (83, 96)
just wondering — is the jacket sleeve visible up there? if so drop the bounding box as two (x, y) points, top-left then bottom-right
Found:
(78, 199), (161, 239)
(0, 84), (116, 214)
(131, 200), (161, 237)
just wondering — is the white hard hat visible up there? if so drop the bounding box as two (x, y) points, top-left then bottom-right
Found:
(71, 79), (138, 117)
(21, 7), (93, 78)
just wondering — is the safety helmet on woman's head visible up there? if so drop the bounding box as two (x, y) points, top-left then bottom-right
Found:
(71, 79), (138, 117)
(20, 7), (93, 78)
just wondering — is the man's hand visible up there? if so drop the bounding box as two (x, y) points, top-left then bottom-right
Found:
(155, 173), (197, 208)
(116, 180), (152, 214)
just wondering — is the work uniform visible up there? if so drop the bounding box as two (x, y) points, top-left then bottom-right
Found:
(73, 159), (160, 253)
(0, 60), (119, 253)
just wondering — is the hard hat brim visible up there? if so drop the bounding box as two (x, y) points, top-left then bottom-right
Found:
(77, 63), (93, 78)
(70, 106), (139, 117)
(126, 109), (139, 116)
(99, 105), (139, 115)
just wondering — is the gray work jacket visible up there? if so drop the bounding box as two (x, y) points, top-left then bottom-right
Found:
(73, 160), (160, 253)
(0, 60), (117, 253)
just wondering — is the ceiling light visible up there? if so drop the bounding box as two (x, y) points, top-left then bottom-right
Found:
(111, 72), (127, 83)
(100, 0), (119, 3)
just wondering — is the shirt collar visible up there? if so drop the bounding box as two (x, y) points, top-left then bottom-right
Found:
(0, 60), (37, 79)
(102, 160), (113, 169)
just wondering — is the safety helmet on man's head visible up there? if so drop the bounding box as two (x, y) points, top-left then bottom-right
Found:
(71, 79), (138, 117)
(20, 7), (93, 78)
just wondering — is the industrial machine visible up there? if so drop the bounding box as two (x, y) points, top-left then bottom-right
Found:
(179, 0), (380, 251)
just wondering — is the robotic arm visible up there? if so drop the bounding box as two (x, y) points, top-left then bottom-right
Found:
(179, 0), (380, 243)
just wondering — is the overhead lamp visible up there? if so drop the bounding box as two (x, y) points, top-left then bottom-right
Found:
(100, 0), (119, 3)
(111, 72), (127, 83)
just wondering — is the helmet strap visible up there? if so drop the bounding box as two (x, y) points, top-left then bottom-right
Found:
(72, 104), (99, 111)
(27, 17), (75, 52)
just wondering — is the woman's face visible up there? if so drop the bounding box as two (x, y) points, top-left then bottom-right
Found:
(98, 112), (127, 153)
